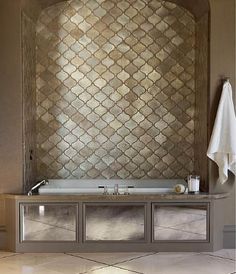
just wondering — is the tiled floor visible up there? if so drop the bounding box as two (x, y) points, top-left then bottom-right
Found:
(0, 250), (235, 274)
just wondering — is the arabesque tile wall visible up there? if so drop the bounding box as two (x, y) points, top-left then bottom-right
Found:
(35, 0), (196, 179)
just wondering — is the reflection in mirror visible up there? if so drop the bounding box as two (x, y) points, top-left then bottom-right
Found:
(85, 205), (145, 241)
(154, 204), (207, 241)
(21, 204), (77, 241)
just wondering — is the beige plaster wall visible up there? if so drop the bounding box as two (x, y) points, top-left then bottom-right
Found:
(0, 0), (23, 227)
(0, 196), (5, 227)
(209, 0), (236, 226)
(0, 0), (23, 194)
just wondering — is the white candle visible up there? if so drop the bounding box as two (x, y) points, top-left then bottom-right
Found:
(188, 178), (200, 192)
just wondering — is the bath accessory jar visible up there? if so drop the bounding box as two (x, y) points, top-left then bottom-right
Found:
(187, 175), (200, 193)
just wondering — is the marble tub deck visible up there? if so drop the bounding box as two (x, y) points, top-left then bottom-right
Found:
(0, 249), (235, 274)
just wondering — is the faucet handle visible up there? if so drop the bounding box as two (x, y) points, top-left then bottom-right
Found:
(103, 186), (108, 195)
(113, 184), (119, 195)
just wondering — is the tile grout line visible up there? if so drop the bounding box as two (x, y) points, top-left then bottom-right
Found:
(49, 253), (109, 274)
(199, 253), (236, 262)
(78, 265), (111, 274)
(83, 264), (144, 274)
(108, 264), (144, 274)
(65, 252), (156, 267)
(65, 252), (155, 274)
(0, 253), (21, 260)
(78, 263), (143, 274)
(65, 253), (110, 268)
(110, 252), (157, 266)
(92, 253), (157, 274)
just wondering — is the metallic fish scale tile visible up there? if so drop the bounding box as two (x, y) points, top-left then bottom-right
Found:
(36, 0), (196, 179)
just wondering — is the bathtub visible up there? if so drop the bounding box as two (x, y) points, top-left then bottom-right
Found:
(38, 179), (186, 195)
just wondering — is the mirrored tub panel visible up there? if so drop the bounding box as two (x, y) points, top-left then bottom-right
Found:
(20, 203), (77, 242)
(153, 203), (208, 241)
(84, 203), (146, 241)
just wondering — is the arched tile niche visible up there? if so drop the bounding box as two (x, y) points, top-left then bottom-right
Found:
(22, 0), (210, 191)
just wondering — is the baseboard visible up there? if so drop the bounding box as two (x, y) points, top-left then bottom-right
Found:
(0, 226), (6, 250)
(223, 225), (236, 249)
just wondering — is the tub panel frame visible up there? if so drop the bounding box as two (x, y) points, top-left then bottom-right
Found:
(4, 194), (228, 252)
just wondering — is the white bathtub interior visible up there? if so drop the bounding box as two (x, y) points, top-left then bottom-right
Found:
(38, 179), (187, 195)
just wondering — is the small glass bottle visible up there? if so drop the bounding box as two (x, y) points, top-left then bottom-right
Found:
(187, 175), (200, 193)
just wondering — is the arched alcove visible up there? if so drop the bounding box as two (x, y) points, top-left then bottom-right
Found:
(22, 0), (210, 192)
(38, 0), (210, 19)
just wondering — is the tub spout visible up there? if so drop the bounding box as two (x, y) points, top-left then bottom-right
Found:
(27, 179), (49, 196)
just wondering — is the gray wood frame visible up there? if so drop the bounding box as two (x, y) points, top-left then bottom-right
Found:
(4, 194), (229, 252)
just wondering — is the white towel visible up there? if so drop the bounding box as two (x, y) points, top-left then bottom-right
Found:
(207, 80), (236, 184)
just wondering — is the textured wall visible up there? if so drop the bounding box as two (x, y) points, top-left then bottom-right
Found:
(22, 12), (37, 192)
(0, 196), (5, 227)
(0, 0), (23, 195)
(208, 0), (235, 227)
(36, 0), (196, 179)
(195, 13), (209, 191)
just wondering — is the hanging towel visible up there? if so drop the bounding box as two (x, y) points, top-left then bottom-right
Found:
(207, 80), (236, 184)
